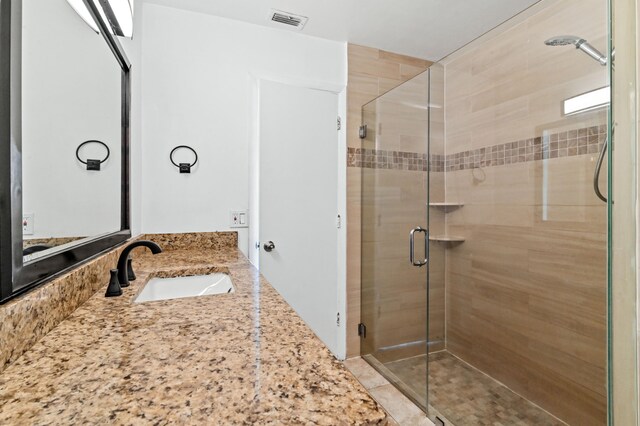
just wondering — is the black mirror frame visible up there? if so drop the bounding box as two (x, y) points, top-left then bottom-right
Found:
(0, 0), (132, 304)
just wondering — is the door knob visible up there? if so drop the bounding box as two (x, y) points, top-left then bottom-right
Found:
(263, 241), (275, 252)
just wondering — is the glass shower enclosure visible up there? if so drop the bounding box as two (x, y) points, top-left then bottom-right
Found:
(360, 66), (445, 411)
(359, 0), (614, 424)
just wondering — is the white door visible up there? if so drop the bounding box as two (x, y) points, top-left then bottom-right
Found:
(259, 80), (341, 357)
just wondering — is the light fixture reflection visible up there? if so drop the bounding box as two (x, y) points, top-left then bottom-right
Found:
(106, 0), (134, 38)
(65, 0), (99, 33)
(563, 86), (610, 115)
(65, 0), (134, 38)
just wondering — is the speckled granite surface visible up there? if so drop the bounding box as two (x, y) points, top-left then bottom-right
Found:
(141, 231), (238, 252)
(0, 233), (234, 375)
(22, 236), (85, 249)
(0, 234), (387, 425)
(0, 242), (131, 374)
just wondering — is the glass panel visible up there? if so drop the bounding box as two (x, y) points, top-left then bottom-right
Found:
(428, 0), (609, 424)
(360, 70), (433, 411)
(358, 1), (619, 424)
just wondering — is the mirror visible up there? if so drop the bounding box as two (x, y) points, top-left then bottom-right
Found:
(0, 0), (131, 303)
(21, 0), (121, 262)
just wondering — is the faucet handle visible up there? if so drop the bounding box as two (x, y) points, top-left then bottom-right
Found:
(105, 269), (123, 297)
(126, 257), (136, 281)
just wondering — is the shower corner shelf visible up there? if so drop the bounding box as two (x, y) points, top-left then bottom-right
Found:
(428, 202), (464, 212)
(429, 235), (465, 243)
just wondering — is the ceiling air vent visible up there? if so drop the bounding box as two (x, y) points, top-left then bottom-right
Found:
(269, 9), (308, 30)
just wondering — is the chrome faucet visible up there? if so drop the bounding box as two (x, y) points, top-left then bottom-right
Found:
(116, 240), (163, 288)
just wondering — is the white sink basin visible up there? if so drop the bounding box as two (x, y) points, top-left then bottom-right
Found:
(134, 273), (234, 303)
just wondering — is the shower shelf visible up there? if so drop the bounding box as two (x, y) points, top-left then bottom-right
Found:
(429, 235), (465, 243)
(428, 202), (464, 212)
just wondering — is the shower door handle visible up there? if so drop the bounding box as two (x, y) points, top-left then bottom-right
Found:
(410, 227), (428, 267)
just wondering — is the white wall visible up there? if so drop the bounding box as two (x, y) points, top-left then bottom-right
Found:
(139, 4), (347, 255)
(22, 0), (121, 239)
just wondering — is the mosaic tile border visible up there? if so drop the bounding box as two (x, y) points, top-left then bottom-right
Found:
(445, 124), (607, 172)
(347, 147), (444, 172)
(347, 125), (607, 172)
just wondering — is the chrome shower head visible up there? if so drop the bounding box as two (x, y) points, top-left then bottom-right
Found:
(544, 35), (584, 46)
(545, 35), (607, 66)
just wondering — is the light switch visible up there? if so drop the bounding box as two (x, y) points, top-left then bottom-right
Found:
(230, 210), (248, 228)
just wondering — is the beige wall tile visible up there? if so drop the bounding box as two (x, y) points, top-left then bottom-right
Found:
(378, 77), (404, 96)
(346, 45), (432, 358)
(348, 44), (380, 60)
(400, 63), (429, 81)
(443, 0), (608, 423)
(378, 49), (431, 68)
(347, 167), (362, 358)
(349, 55), (402, 80)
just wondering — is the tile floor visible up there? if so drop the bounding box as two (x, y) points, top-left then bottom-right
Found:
(386, 352), (566, 426)
(345, 351), (567, 426)
(344, 357), (434, 426)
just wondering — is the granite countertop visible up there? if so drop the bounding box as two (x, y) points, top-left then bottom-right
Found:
(0, 243), (387, 425)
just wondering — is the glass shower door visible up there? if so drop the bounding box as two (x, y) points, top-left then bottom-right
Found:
(360, 69), (438, 412)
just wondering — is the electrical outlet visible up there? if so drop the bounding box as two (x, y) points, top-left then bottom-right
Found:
(230, 210), (248, 228)
(23, 213), (34, 235)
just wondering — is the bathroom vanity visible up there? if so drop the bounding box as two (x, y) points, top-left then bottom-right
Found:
(0, 232), (387, 424)
(0, 3), (387, 422)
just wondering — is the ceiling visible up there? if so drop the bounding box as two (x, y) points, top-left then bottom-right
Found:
(142, 0), (540, 60)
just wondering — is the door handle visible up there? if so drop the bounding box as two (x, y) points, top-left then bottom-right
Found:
(263, 241), (275, 252)
(410, 227), (428, 267)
